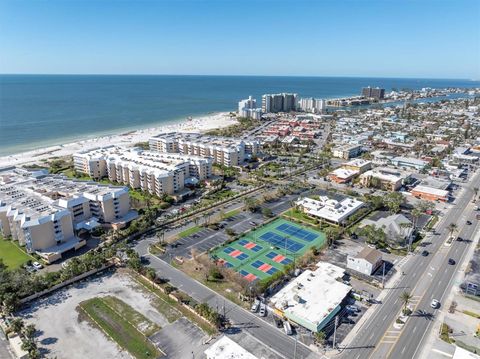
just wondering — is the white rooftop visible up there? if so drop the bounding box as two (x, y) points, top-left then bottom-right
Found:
(270, 262), (351, 328)
(204, 336), (257, 359)
(296, 196), (364, 223)
(330, 168), (359, 179)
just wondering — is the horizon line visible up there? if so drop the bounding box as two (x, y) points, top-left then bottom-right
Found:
(0, 73), (477, 81)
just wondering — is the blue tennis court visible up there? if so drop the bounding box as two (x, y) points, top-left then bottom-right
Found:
(239, 269), (249, 276)
(223, 247), (234, 254)
(265, 251), (277, 259)
(236, 253), (249, 260)
(238, 239), (249, 246)
(259, 232), (304, 252)
(266, 267), (279, 275)
(251, 260), (264, 268)
(276, 223), (318, 242)
(224, 262), (233, 268)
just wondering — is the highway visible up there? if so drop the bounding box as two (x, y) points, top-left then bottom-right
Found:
(339, 169), (480, 359)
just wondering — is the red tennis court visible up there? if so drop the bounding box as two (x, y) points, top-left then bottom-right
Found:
(258, 263), (272, 272)
(230, 249), (242, 258)
(273, 254), (286, 263)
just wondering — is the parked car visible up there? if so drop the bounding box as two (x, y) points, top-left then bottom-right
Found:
(346, 305), (360, 313)
(259, 303), (267, 317)
(250, 299), (260, 313)
(283, 321), (293, 335)
(431, 299), (440, 308)
(466, 220), (472, 225)
(421, 250), (429, 257)
(448, 258), (456, 265)
(456, 237), (463, 242)
(32, 262), (43, 270)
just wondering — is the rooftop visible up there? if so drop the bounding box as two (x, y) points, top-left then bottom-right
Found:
(204, 336), (257, 359)
(270, 262), (351, 328)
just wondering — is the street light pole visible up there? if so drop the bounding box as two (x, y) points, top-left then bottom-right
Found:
(382, 262), (386, 288)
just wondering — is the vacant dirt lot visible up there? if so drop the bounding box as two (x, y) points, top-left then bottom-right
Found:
(19, 271), (175, 359)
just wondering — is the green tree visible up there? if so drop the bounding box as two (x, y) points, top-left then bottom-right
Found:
(261, 207), (273, 218)
(400, 291), (413, 314)
(448, 223), (458, 238)
(384, 192), (404, 214)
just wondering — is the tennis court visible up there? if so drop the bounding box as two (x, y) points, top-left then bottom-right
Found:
(212, 218), (326, 282)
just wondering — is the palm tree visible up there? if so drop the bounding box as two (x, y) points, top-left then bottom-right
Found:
(400, 291), (413, 314)
(474, 187), (479, 201)
(448, 223), (458, 238)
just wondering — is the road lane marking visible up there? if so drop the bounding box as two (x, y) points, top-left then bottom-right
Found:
(412, 326), (417, 334)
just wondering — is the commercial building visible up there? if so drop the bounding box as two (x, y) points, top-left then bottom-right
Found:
(328, 168), (358, 184)
(149, 132), (260, 167)
(359, 167), (410, 191)
(411, 185), (449, 202)
(270, 262), (351, 333)
(262, 93), (298, 113)
(296, 196), (364, 225)
(361, 87), (385, 100)
(342, 159), (373, 173)
(0, 168), (135, 263)
(204, 336), (258, 359)
(332, 144), (363, 159)
(391, 156), (428, 170)
(74, 147), (213, 196)
(238, 96), (262, 120)
(347, 247), (383, 275)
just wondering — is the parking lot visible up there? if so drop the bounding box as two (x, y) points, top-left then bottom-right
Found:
(160, 191), (306, 261)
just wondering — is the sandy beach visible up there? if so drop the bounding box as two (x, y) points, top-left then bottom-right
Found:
(0, 112), (237, 168)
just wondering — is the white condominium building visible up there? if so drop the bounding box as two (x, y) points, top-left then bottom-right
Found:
(0, 168), (135, 263)
(261, 93), (298, 113)
(74, 146), (213, 196)
(238, 96), (262, 120)
(149, 132), (260, 167)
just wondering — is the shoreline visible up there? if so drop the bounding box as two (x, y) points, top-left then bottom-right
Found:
(0, 112), (237, 168)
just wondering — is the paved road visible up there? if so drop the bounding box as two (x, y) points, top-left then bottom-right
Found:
(0, 330), (13, 359)
(135, 241), (319, 359)
(338, 170), (480, 359)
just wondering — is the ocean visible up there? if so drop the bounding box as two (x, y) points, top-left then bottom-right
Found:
(0, 75), (478, 156)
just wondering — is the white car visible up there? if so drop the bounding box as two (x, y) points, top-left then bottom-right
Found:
(250, 299), (260, 313)
(32, 262), (43, 270)
(259, 303), (267, 317)
(430, 299), (440, 309)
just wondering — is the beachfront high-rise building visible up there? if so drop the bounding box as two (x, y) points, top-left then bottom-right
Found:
(238, 96), (262, 120)
(261, 93), (298, 113)
(149, 132), (260, 167)
(74, 146), (213, 196)
(361, 87), (385, 100)
(298, 98), (327, 113)
(0, 168), (135, 263)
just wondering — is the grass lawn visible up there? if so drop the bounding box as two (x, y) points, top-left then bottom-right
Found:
(178, 226), (201, 239)
(80, 297), (162, 359)
(0, 238), (34, 269)
(101, 296), (161, 336)
(283, 208), (319, 226)
(223, 209), (240, 219)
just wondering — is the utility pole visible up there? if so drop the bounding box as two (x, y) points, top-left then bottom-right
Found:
(333, 316), (339, 349)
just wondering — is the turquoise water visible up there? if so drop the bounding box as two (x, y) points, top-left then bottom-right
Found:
(0, 75), (478, 156)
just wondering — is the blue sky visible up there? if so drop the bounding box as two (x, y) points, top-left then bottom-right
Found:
(1, 0), (479, 79)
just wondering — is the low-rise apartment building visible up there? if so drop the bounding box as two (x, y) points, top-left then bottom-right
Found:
(0, 168), (135, 263)
(411, 185), (449, 202)
(391, 156), (428, 170)
(74, 147), (213, 196)
(359, 167), (410, 191)
(332, 144), (362, 159)
(149, 132), (260, 167)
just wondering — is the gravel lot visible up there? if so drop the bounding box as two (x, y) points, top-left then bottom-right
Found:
(19, 270), (202, 359)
